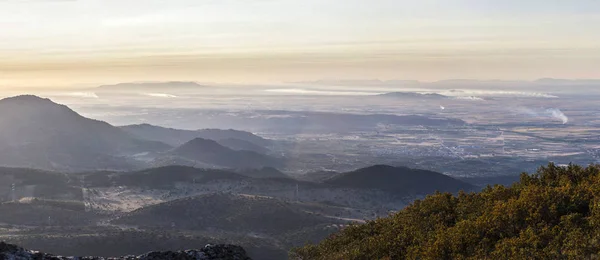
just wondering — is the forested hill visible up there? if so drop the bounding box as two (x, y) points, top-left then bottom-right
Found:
(292, 163), (600, 259)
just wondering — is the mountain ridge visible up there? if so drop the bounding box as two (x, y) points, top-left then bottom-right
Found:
(167, 138), (281, 169)
(324, 165), (474, 195)
(121, 124), (271, 147)
(0, 95), (171, 171)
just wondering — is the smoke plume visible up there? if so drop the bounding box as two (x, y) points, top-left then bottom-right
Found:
(546, 108), (568, 124)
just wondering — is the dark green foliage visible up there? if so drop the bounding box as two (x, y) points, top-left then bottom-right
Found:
(292, 163), (600, 259)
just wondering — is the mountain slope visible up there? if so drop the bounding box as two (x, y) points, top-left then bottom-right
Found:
(293, 163), (600, 259)
(91, 165), (249, 188)
(217, 138), (270, 154)
(168, 138), (281, 169)
(325, 165), (474, 195)
(112, 193), (340, 235)
(121, 123), (271, 147)
(0, 167), (81, 201)
(0, 95), (170, 171)
(236, 167), (289, 179)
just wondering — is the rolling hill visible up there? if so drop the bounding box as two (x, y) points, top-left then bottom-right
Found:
(324, 165), (474, 195)
(236, 167), (290, 179)
(0, 200), (94, 226)
(112, 193), (340, 235)
(120, 124), (271, 147)
(0, 95), (171, 171)
(217, 138), (270, 154)
(0, 167), (81, 201)
(168, 138), (281, 169)
(94, 165), (249, 188)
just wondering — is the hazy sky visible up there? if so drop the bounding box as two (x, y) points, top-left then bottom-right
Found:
(1, 0), (599, 87)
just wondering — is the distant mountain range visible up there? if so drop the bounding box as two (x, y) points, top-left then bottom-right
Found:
(0, 95), (170, 171)
(293, 79), (421, 86)
(0, 95), (466, 172)
(121, 124), (277, 168)
(0, 95), (278, 172)
(296, 78), (600, 87)
(120, 124), (271, 147)
(165, 138), (281, 169)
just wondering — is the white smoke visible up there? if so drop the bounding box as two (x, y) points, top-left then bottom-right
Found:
(264, 88), (378, 96)
(512, 107), (569, 124)
(546, 108), (568, 124)
(144, 93), (177, 98)
(441, 89), (558, 98)
(454, 96), (485, 101)
(64, 92), (99, 98)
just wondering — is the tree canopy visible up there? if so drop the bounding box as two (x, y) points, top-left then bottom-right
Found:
(292, 163), (600, 259)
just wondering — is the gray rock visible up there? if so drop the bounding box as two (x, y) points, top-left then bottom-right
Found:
(0, 242), (251, 260)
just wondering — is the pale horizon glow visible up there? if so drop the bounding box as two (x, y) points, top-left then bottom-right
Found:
(1, 0), (599, 88)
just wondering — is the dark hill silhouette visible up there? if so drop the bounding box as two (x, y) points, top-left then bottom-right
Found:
(0, 95), (170, 171)
(236, 167), (289, 179)
(120, 123), (271, 147)
(325, 165), (474, 195)
(300, 170), (340, 183)
(112, 193), (340, 235)
(217, 138), (270, 154)
(0, 167), (81, 201)
(169, 138), (281, 169)
(0, 200), (94, 226)
(98, 165), (249, 188)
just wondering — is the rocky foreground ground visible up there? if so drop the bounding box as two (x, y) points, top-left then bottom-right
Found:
(0, 242), (251, 260)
